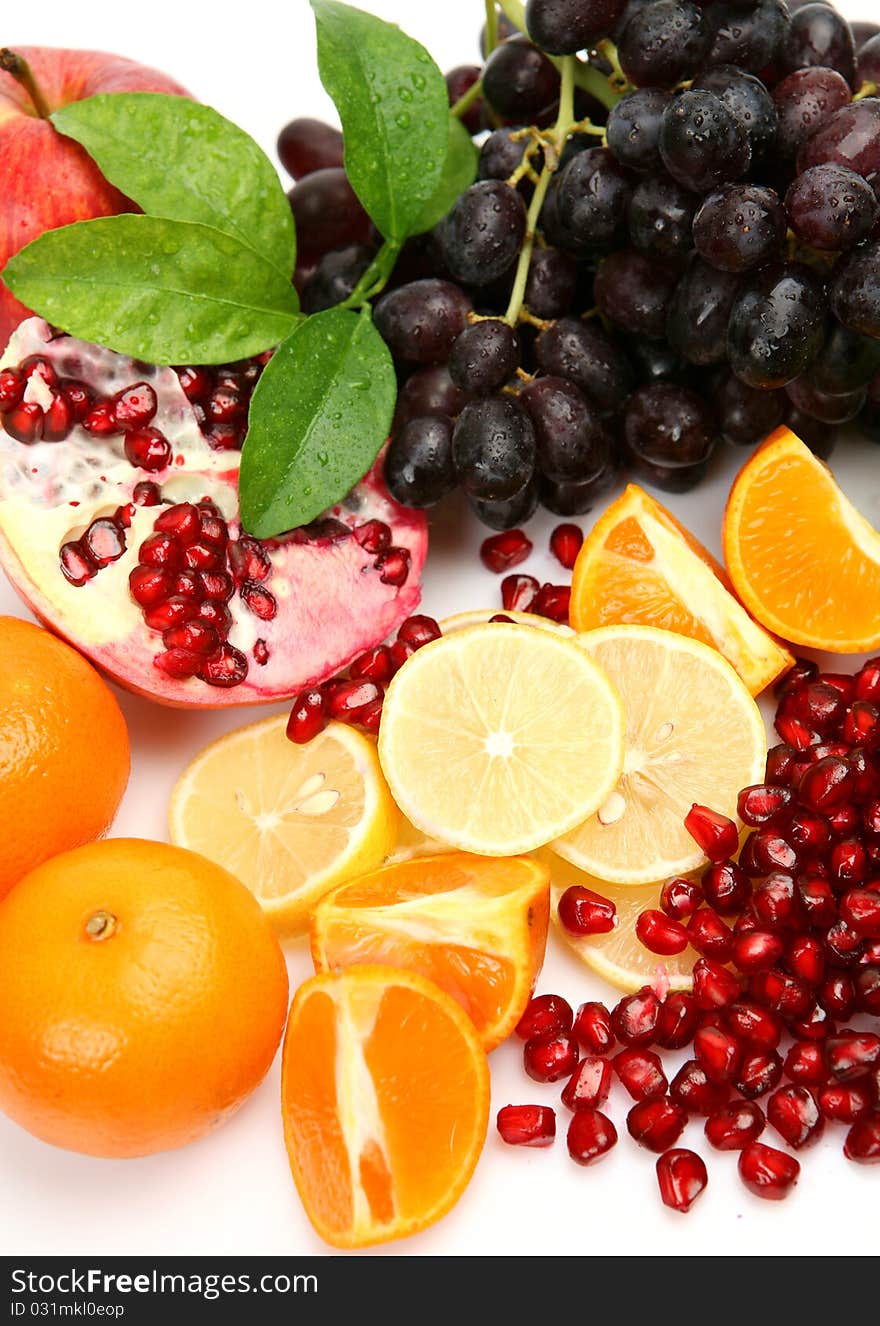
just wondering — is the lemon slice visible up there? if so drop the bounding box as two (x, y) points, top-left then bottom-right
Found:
(169, 717), (399, 935)
(440, 608), (575, 637)
(378, 622), (625, 856)
(554, 625), (765, 884)
(538, 850), (697, 993)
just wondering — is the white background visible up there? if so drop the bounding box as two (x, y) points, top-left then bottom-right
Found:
(2, 0), (880, 1259)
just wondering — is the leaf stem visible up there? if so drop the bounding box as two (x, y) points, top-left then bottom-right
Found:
(451, 77), (483, 120)
(341, 237), (401, 309)
(0, 48), (51, 118)
(484, 0), (499, 55)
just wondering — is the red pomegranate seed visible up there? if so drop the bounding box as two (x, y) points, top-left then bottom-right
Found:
(163, 620), (220, 657)
(613, 1048), (667, 1100)
(765, 742), (799, 785)
(490, 613), (515, 622)
(144, 597), (197, 632)
(133, 480), (162, 506)
(767, 1084), (824, 1150)
(831, 839), (868, 887)
(557, 885), (616, 936)
(252, 640), (270, 666)
(496, 1104), (556, 1148)
(325, 679), (382, 722)
(515, 993), (573, 1041)
(572, 1001), (614, 1054)
(566, 1108), (617, 1165)
(789, 1001), (831, 1042)
(687, 908), (733, 961)
(693, 958), (740, 1009)
(786, 935), (825, 986)
(656, 1149), (708, 1214)
(738, 1141), (800, 1199)
(694, 1025), (743, 1083)
(531, 583), (570, 623)
(206, 386), (245, 424)
(354, 519), (391, 553)
(42, 392), (74, 442)
(350, 646), (394, 684)
(183, 541), (224, 572)
(198, 643), (248, 688)
(818, 1082), (873, 1123)
(826, 919), (864, 965)
(139, 532), (182, 570)
(388, 640), (413, 672)
(198, 600), (232, 634)
(113, 381), (157, 430)
(789, 811), (831, 855)
(561, 1055), (612, 1111)
(824, 1031), (880, 1081)
(752, 873), (801, 933)
(784, 1041), (827, 1087)
(670, 1060), (730, 1115)
(358, 696), (384, 734)
(549, 523), (583, 569)
(176, 364), (213, 402)
(397, 614), (442, 649)
(523, 1033), (579, 1084)
(863, 801), (880, 836)
(155, 502), (201, 544)
(655, 992), (700, 1050)
(5, 400), (43, 442)
(705, 1100), (765, 1150)
(840, 887), (880, 937)
(501, 573), (539, 611)
(0, 367), (24, 412)
(737, 784), (795, 827)
(856, 966), (880, 1014)
(750, 830), (798, 875)
(855, 658), (880, 704)
(735, 1049), (783, 1099)
(798, 876), (837, 929)
(635, 909), (688, 955)
(786, 680), (845, 733)
(627, 1097), (687, 1152)
(204, 421), (242, 451)
(701, 861), (751, 916)
(154, 648), (201, 679)
(827, 803), (860, 839)
(59, 541), (95, 586)
(125, 426), (172, 472)
(684, 804), (739, 861)
(229, 537), (270, 583)
(58, 379), (91, 423)
(725, 1000), (782, 1050)
(129, 565), (171, 607)
(611, 987), (661, 1046)
(20, 355), (57, 390)
(240, 579), (278, 621)
(199, 571), (234, 602)
(81, 518), (126, 567)
(843, 1114), (880, 1163)
(660, 877), (703, 920)
(799, 756), (855, 812)
(820, 973), (856, 1019)
(199, 512), (228, 546)
(844, 700), (880, 749)
(81, 399), (118, 437)
(775, 712), (816, 751)
(375, 546), (410, 586)
(732, 930), (785, 975)
(171, 571), (200, 599)
(287, 689), (328, 744)
(480, 528), (532, 573)
(749, 968), (812, 1019)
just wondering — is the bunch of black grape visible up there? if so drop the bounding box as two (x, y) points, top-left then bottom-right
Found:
(279, 1), (880, 530)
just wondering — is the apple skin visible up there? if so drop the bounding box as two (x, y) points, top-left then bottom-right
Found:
(0, 47), (189, 347)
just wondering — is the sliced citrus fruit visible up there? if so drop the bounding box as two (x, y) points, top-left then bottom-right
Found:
(169, 717), (398, 935)
(569, 483), (793, 694)
(555, 625), (765, 884)
(282, 965), (490, 1248)
(310, 853), (550, 1051)
(378, 622), (625, 856)
(539, 850), (697, 993)
(441, 608), (575, 637)
(723, 426), (880, 652)
(385, 811), (450, 864)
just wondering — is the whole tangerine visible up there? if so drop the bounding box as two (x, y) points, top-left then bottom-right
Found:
(0, 838), (289, 1158)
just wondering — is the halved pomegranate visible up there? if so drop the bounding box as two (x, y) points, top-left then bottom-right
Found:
(0, 319), (427, 706)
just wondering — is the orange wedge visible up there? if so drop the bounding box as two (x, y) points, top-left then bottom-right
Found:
(310, 853), (550, 1051)
(570, 483), (793, 694)
(724, 427), (880, 653)
(282, 966), (489, 1248)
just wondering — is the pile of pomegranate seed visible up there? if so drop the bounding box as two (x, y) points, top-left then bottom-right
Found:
(497, 656), (880, 1208)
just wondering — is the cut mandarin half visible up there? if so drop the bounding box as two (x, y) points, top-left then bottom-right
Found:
(569, 483), (793, 695)
(539, 850), (697, 993)
(282, 965), (490, 1248)
(723, 426), (880, 653)
(169, 717), (398, 935)
(378, 622), (625, 856)
(310, 853), (550, 1051)
(555, 625), (765, 884)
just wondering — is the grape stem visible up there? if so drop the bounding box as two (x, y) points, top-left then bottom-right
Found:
(484, 0), (499, 56)
(341, 237), (401, 310)
(450, 77), (483, 120)
(496, 0), (624, 111)
(854, 81), (878, 100)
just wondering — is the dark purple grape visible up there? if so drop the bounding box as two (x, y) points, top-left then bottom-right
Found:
(811, 321), (880, 394)
(772, 68), (852, 161)
(659, 90), (751, 193)
(448, 320), (520, 395)
(452, 396), (537, 500)
(287, 168), (372, 258)
(728, 263), (827, 389)
(858, 399), (880, 444)
(627, 175), (696, 259)
(829, 241), (880, 338)
(556, 147), (631, 245)
(618, 0), (710, 89)
(693, 66), (778, 164)
(853, 22), (880, 53)
(393, 366), (469, 431)
(438, 181), (527, 287)
(784, 406), (836, 460)
(629, 453), (713, 491)
(480, 8), (519, 57)
(624, 382), (716, 471)
(533, 318), (635, 415)
(539, 176), (590, 254)
(614, 0), (651, 40)
(666, 254), (743, 364)
(374, 280), (472, 365)
(780, 4), (856, 85)
(786, 164), (879, 251)
(470, 475), (540, 531)
(385, 415), (457, 507)
(482, 37), (560, 121)
(607, 89), (672, 174)
(594, 249), (679, 338)
(716, 371), (786, 446)
(858, 36), (880, 88)
(693, 184), (786, 272)
(797, 98), (880, 194)
(301, 245), (374, 314)
(525, 247), (578, 318)
(520, 377), (612, 483)
(539, 462), (618, 515)
(785, 375), (866, 423)
(526, 0), (626, 53)
(277, 118), (343, 180)
(479, 129), (544, 184)
(702, 0), (791, 74)
(627, 336), (686, 382)
(445, 66), (485, 135)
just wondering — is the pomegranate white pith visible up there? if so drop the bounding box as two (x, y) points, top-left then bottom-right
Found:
(0, 319), (427, 707)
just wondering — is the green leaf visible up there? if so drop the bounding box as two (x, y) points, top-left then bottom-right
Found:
(410, 114), (478, 235)
(311, 0), (450, 242)
(51, 93), (296, 277)
(239, 308), (396, 536)
(3, 215), (300, 364)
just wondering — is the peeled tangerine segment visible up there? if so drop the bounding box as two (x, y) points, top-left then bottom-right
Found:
(555, 625), (766, 885)
(377, 622), (626, 856)
(310, 853), (550, 1051)
(723, 426), (880, 653)
(168, 717), (398, 935)
(282, 965), (490, 1248)
(570, 483), (793, 695)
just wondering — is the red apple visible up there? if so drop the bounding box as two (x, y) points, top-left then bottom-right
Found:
(0, 47), (189, 347)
